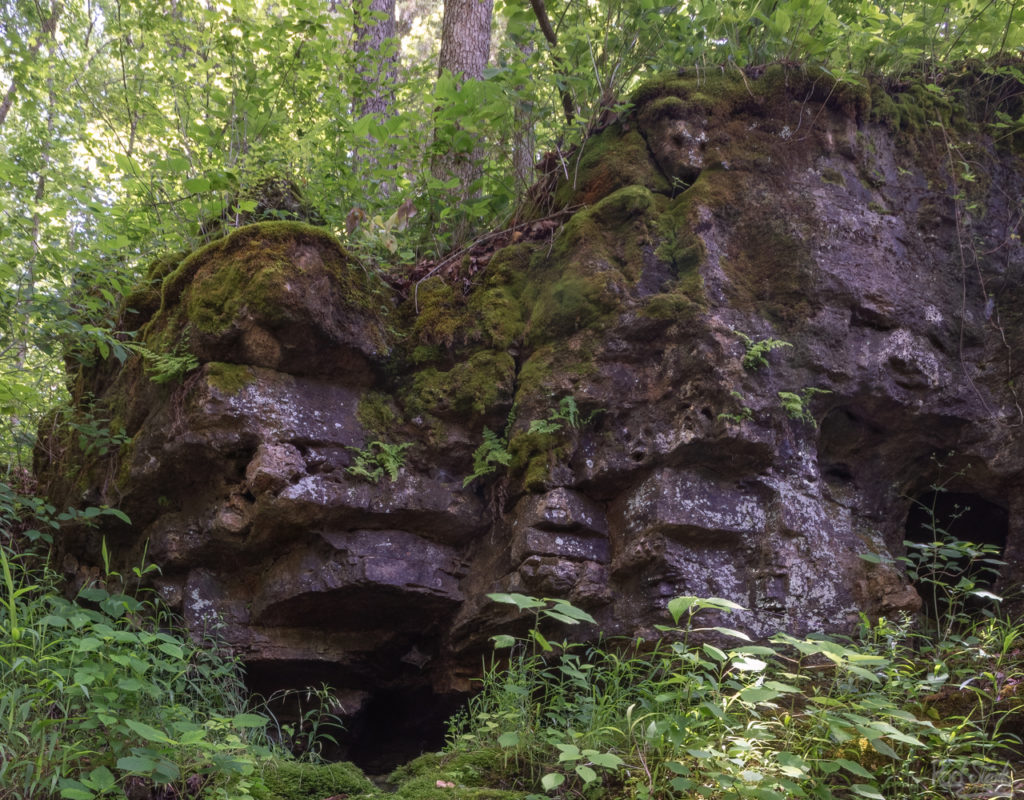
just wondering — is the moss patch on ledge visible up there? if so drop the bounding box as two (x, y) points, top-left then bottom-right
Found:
(140, 221), (392, 361)
(553, 123), (671, 207)
(206, 362), (256, 396)
(402, 350), (517, 421)
(522, 186), (663, 348)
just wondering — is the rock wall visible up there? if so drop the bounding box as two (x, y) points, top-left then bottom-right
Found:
(36, 67), (1024, 757)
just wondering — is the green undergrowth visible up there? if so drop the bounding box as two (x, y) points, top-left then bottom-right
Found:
(3, 464), (1023, 800)
(443, 588), (1024, 800)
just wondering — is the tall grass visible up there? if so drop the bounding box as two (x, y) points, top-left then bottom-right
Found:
(0, 537), (272, 800)
(450, 587), (1024, 800)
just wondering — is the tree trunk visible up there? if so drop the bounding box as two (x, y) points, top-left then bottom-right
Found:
(433, 0), (494, 246)
(438, 0), (492, 81)
(353, 0), (397, 120)
(352, 0), (398, 195)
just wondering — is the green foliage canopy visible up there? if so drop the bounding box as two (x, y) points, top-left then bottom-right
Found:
(0, 0), (1022, 468)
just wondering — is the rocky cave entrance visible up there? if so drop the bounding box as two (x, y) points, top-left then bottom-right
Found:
(903, 490), (1009, 602)
(245, 662), (466, 776)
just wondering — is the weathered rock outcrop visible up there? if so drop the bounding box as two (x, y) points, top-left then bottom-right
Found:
(36, 67), (1024, 760)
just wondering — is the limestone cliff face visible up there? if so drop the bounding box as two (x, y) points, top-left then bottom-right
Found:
(36, 68), (1024, 747)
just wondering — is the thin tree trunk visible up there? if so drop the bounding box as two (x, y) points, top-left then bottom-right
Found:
(354, 0), (397, 118)
(511, 40), (536, 200)
(528, 0), (574, 125)
(433, 0), (494, 245)
(353, 0), (398, 195)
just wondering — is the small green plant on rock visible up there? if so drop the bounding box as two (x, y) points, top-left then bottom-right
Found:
(778, 387), (831, 427)
(527, 396), (602, 435)
(464, 428), (513, 487)
(733, 329), (793, 371)
(718, 390), (754, 424)
(140, 341), (200, 384)
(345, 441), (412, 484)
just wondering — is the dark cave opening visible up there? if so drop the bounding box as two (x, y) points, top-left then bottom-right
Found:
(341, 688), (466, 775)
(903, 490), (1009, 597)
(244, 661), (465, 776)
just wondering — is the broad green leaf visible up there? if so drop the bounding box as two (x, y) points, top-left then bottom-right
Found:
(732, 654), (767, 671)
(117, 755), (157, 773)
(833, 758), (875, 780)
(497, 731), (520, 747)
(487, 592), (545, 610)
(738, 686), (781, 703)
(543, 610), (587, 625)
(541, 773), (565, 791)
(184, 177), (211, 194)
(530, 628), (553, 652)
(549, 601), (596, 624)
(851, 785), (885, 800)
(231, 712), (269, 728)
(713, 626), (751, 640)
(86, 766), (116, 792)
(124, 718), (174, 744)
(575, 765), (597, 783)
(159, 157), (190, 172)
(101, 508), (131, 524)
(58, 782), (94, 800)
(589, 752), (624, 768)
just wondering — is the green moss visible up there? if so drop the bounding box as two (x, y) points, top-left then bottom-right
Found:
(553, 124), (670, 207)
(411, 277), (467, 350)
(404, 351), (516, 420)
(252, 758), (375, 800)
(631, 65), (870, 125)
(119, 285), (161, 332)
(523, 187), (660, 347)
(394, 776), (526, 800)
(388, 749), (527, 799)
(206, 362), (255, 396)
(145, 251), (188, 282)
(526, 274), (617, 345)
(821, 168), (845, 186)
(466, 285), (525, 350)
(147, 221), (390, 351)
(640, 291), (702, 322)
(357, 390), (401, 436)
(508, 429), (563, 493)
(484, 242), (535, 288)
(722, 210), (817, 327)
(515, 338), (598, 400)
(187, 263), (250, 334)
(654, 190), (706, 274)
(869, 82), (961, 136)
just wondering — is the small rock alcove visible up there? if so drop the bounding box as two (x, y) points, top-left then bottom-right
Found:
(904, 490), (1010, 591)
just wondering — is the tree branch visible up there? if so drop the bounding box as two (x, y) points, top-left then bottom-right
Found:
(528, 0), (574, 125)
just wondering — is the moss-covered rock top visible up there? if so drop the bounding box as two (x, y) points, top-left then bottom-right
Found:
(139, 221), (394, 380)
